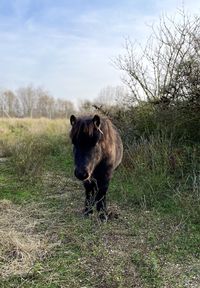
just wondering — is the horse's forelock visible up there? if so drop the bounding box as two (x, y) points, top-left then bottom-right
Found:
(70, 118), (94, 141)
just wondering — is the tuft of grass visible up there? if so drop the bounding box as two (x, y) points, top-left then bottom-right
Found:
(0, 118), (70, 181)
(0, 199), (60, 279)
(11, 134), (52, 179)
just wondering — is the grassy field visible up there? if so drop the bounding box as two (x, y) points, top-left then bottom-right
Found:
(0, 118), (199, 288)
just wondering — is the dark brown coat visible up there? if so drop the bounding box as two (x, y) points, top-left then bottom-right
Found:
(70, 114), (123, 219)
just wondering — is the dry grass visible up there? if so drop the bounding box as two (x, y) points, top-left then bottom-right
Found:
(0, 117), (68, 158)
(0, 117), (68, 134)
(0, 199), (60, 278)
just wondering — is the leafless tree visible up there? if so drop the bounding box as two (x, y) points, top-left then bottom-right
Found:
(17, 85), (37, 118)
(0, 85), (75, 118)
(95, 85), (129, 107)
(115, 10), (200, 109)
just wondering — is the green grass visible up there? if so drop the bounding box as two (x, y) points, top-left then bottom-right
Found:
(110, 137), (200, 221)
(0, 118), (199, 287)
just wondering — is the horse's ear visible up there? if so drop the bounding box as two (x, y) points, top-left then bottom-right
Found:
(70, 115), (76, 126)
(93, 114), (100, 128)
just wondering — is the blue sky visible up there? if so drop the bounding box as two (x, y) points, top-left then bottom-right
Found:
(0, 0), (200, 102)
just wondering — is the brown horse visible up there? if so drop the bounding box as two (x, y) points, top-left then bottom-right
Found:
(70, 114), (123, 220)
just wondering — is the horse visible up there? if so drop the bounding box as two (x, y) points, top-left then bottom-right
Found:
(70, 114), (123, 220)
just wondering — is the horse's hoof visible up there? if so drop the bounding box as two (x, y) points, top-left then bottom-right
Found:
(98, 212), (108, 222)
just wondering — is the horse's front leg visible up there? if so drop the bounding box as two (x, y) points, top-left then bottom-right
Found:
(95, 178), (110, 221)
(83, 180), (96, 216)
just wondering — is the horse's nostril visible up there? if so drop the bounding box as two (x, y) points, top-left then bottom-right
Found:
(74, 169), (89, 181)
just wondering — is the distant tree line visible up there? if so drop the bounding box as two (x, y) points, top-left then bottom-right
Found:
(79, 85), (129, 114)
(0, 85), (75, 118)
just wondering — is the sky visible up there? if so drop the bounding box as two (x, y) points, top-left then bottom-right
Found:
(0, 0), (200, 103)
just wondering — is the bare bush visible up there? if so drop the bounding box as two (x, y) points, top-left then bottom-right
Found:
(116, 10), (200, 110)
